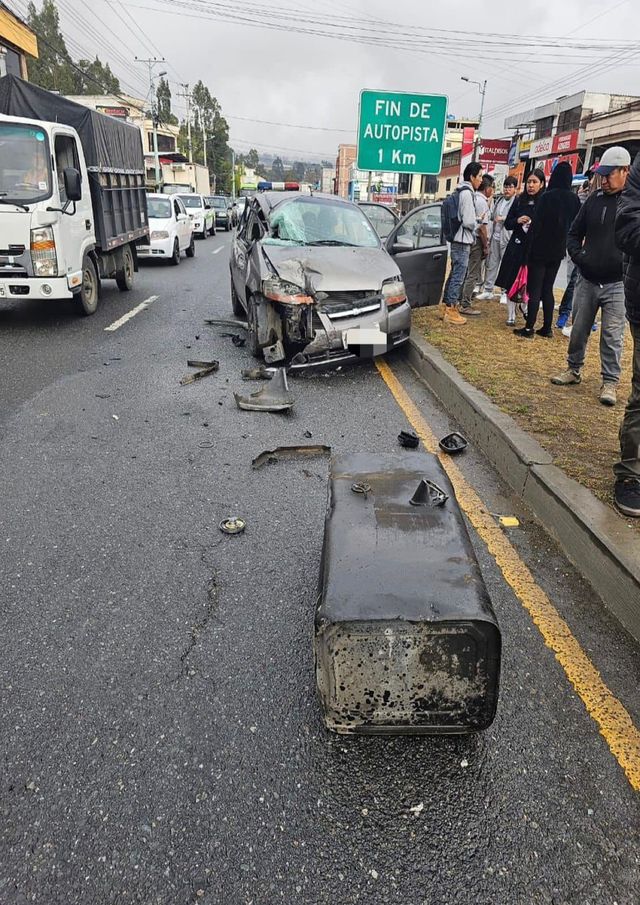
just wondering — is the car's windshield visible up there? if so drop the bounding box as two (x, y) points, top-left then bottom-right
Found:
(212, 197), (227, 209)
(264, 199), (380, 248)
(178, 195), (203, 209)
(0, 123), (52, 205)
(148, 197), (172, 219)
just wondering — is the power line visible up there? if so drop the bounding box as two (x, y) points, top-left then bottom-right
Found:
(227, 113), (354, 133)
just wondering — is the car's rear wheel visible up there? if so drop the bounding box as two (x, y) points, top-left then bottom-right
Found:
(230, 276), (244, 317)
(170, 238), (180, 266)
(186, 235), (195, 258)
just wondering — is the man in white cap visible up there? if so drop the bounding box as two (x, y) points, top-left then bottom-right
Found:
(551, 146), (631, 406)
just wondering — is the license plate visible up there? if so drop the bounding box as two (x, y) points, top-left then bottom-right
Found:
(342, 324), (387, 351)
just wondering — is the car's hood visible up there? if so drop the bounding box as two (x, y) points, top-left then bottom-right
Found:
(261, 244), (398, 293)
(149, 217), (172, 230)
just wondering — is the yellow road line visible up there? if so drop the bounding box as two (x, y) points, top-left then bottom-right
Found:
(376, 358), (640, 792)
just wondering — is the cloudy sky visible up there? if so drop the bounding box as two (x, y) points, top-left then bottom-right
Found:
(12, 0), (640, 162)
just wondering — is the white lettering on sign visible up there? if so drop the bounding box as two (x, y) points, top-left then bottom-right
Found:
(364, 123), (439, 143)
(375, 99), (401, 117)
(409, 102), (432, 119)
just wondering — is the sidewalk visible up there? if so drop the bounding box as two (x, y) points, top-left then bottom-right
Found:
(409, 301), (640, 643)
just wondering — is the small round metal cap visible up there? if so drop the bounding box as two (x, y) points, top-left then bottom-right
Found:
(219, 517), (246, 535)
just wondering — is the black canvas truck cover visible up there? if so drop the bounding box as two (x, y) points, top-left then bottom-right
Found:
(0, 75), (144, 173)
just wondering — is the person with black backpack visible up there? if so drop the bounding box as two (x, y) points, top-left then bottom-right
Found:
(441, 161), (484, 325)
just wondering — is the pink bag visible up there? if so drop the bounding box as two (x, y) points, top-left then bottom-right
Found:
(507, 265), (529, 304)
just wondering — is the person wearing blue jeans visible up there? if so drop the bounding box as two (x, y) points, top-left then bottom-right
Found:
(442, 161), (484, 325)
(557, 260), (578, 328)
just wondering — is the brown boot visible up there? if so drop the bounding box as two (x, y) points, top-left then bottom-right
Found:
(443, 305), (467, 325)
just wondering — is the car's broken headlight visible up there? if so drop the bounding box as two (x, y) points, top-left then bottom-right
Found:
(382, 278), (407, 307)
(263, 278), (313, 305)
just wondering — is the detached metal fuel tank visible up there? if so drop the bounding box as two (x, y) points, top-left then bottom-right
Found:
(315, 453), (501, 735)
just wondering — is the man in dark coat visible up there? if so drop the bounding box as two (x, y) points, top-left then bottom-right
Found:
(551, 147), (630, 405)
(614, 149), (640, 517)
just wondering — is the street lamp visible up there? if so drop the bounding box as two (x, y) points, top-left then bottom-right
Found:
(461, 76), (487, 162)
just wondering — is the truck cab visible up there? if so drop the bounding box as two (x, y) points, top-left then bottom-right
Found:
(0, 76), (149, 316)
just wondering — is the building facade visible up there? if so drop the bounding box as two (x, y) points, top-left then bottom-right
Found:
(505, 90), (640, 183)
(335, 144), (356, 199)
(0, 1), (38, 79)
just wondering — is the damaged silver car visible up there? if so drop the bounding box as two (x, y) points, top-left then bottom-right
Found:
(229, 192), (446, 367)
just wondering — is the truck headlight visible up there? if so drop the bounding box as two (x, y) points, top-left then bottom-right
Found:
(151, 230), (170, 240)
(382, 278), (407, 307)
(31, 227), (58, 277)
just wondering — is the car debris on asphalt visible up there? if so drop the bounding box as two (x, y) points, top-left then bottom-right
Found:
(179, 359), (220, 385)
(233, 368), (294, 412)
(439, 432), (468, 455)
(398, 429), (419, 449)
(219, 517), (246, 535)
(251, 444), (331, 469)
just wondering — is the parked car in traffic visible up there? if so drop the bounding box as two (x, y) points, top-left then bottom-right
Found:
(207, 195), (231, 231)
(138, 193), (195, 265)
(176, 193), (215, 238)
(358, 201), (399, 240)
(229, 191), (446, 368)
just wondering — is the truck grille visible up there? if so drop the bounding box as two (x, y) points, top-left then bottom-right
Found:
(0, 264), (28, 278)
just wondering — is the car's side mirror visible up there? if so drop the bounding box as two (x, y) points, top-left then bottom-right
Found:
(390, 235), (414, 254)
(63, 167), (82, 202)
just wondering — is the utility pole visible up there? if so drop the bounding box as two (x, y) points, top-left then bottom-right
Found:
(231, 148), (236, 201)
(136, 56), (167, 190)
(461, 76), (487, 163)
(178, 83), (193, 163)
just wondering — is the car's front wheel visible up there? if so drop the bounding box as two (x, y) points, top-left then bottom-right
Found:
(170, 238), (181, 266)
(231, 275), (244, 317)
(246, 294), (262, 358)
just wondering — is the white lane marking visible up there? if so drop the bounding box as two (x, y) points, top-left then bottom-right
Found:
(104, 295), (159, 332)
(212, 246), (225, 255)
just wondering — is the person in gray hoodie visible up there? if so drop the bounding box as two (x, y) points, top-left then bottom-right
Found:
(441, 161), (483, 325)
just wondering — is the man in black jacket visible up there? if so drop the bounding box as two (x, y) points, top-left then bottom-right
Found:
(614, 150), (640, 517)
(551, 147), (630, 406)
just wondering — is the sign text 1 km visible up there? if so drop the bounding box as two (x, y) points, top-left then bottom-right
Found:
(357, 90), (448, 175)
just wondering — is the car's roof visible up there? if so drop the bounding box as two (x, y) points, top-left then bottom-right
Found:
(148, 193), (172, 199)
(254, 191), (358, 216)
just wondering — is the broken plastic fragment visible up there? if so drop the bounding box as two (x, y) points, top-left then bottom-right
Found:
(409, 478), (448, 507)
(180, 359), (219, 385)
(439, 432), (468, 455)
(398, 429), (419, 449)
(497, 516), (520, 528)
(234, 368), (294, 412)
(252, 444), (331, 469)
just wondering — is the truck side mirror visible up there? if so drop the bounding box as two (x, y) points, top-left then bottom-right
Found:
(63, 167), (82, 202)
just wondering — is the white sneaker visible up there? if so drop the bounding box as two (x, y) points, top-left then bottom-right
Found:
(499, 291), (508, 305)
(475, 291), (493, 300)
(562, 325), (572, 338)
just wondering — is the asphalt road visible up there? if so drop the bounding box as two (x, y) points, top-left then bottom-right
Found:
(1, 231), (639, 905)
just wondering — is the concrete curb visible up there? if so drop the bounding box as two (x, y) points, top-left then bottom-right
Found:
(407, 329), (640, 643)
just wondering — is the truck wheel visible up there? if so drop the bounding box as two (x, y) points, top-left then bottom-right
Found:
(116, 245), (134, 291)
(186, 235), (195, 258)
(77, 255), (99, 316)
(231, 276), (244, 317)
(170, 239), (181, 266)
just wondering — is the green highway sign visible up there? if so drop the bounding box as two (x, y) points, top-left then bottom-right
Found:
(357, 89), (449, 174)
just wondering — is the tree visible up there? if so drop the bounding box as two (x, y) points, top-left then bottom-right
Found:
(156, 77), (177, 125)
(27, 0), (76, 94)
(73, 58), (120, 95)
(245, 148), (260, 170)
(271, 156), (285, 180)
(178, 80), (233, 193)
(292, 161), (306, 181)
(27, 1), (121, 96)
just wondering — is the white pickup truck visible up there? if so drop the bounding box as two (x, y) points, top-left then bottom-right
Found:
(0, 75), (149, 315)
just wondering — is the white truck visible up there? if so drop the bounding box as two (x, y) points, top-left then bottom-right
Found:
(0, 75), (149, 315)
